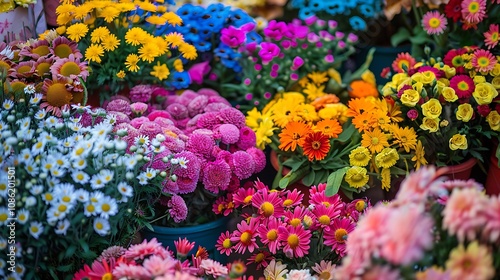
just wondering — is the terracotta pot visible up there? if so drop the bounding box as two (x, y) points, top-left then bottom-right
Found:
(439, 157), (477, 181)
(485, 151), (500, 195)
(269, 150), (351, 204)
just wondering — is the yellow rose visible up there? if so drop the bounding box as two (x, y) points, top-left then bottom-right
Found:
(420, 71), (437, 85)
(456, 103), (474, 122)
(472, 82), (498, 105)
(486, 111), (500, 131)
(396, 78), (412, 91)
(400, 89), (421, 107)
(420, 117), (439, 132)
(381, 83), (396, 97)
(421, 98), (442, 118)
(412, 81), (424, 94)
(449, 134), (468, 150)
(441, 87), (458, 102)
(411, 72), (424, 83)
(491, 63), (500, 76)
(473, 75), (486, 84)
(392, 73), (409, 86)
(491, 76), (500, 89)
(441, 65), (456, 79)
(361, 70), (376, 86)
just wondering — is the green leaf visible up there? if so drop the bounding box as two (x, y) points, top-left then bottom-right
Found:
(302, 170), (316, 186)
(143, 222), (154, 232)
(64, 245), (77, 259)
(283, 158), (307, 171)
(334, 121), (357, 143)
(79, 239), (90, 252)
(279, 165), (310, 189)
(409, 27), (432, 45)
(325, 167), (349, 196)
(390, 27), (412, 47)
(56, 263), (75, 272)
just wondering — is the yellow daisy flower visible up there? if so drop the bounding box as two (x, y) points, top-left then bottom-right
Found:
(125, 27), (148, 46)
(85, 44), (104, 63)
(146, 15), (167, 25)
(116, 70), (126, 79)
(164, 32), (184, 48)
(162, 11), (183, 26)
(349, 146), (371, 167)
(345, 166), (369, 188)
(91, 27), (110, 44)
(125, 54), (140, 72)
(150, 62), (170, 81)
(307, 71), (329, 85)
(412, 140), (428, 170)
(179, 42), (197, 60)
(139, 43), (159, 63)
(102, 34), (120, 51)
(66, 23), (88, 42)
(375, 148), (400, 169)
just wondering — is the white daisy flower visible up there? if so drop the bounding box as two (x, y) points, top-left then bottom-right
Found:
(44, 116), (59, 128)
(99, 169), (114, 183)
(90, 174), (106, 189)
(143, 168), (157, 179)
(40, 158), (55, 173)
(39, 132), (56, 144)
(72, 157), (88, 170)
(93, 217), (110, 236)
(89, 191), (104, 205)
(103, 114), (117, 126)
(2, 100), (14, 110)
(53, 154), (69, 169)
(29, 93), (43, 105)
(74, 189), (89, 203)
(117, 182), (133, 197)
(29, 221), (44, 239)
(16, 129), (34, 141)
(0, 181), (7, 197)
(134, 135), (150, 147)
(50, 167), (65, 178)
(17, 209), (29, 225)
(92, 139), (106, 155)
(72, 171), (90, 184)
(97, 198), (118, 219)
(46, 177), (60, 188)
(31, 141), (46, 155)
(25, 196), (36, 208)
(60, 137), (74, 149)
(30, 185), (43, 196)
(14, 264), (25, 277)
(137, 173), (149, 185)
(51, 202), (72, 218)
(16, 117), (31, 130)
(55, 219), (70, 235)
(71, 104), (91, 113)
(0, 120), (6, 131)
(46, 207), (62, 225)
(0, 207), (9, 225)
(170, 158), (179, 165)
(68, 123), (83, 132)
(24, 84), (36, 95)
(84, 203), (98, 217)
(91, 122), (113, 138)
(103, 153), (119, 166)
(34, 109), (47, 120)
(178, 157), (189, 169)
(71, 141), (91, 159)
(24, 159), (39, 176)
(42, 192), (55, 205)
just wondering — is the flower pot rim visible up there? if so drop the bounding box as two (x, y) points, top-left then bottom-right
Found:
(439, 157), (477, 176)
(148, 216), (230, 234)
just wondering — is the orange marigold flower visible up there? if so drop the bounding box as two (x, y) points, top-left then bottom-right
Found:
(352, 111), (377, 133)
(345, 98), (376, 117)
(301, 131), (331, 161)
(361, 128), (389, 154)
(278, 122), (312, 152)
(315, 119), (343, 138)
(348, 80), (379, 98)
(310, 94), (340, 110)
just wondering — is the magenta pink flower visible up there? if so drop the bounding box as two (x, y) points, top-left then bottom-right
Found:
(218, 108), (246, 129)
(324, 218), (356, 257)
(277, 224), (311, 258)
(166, 103), (188, 120)
(449, 75), (475, 99)
(187, 61), (211, 85)
(173, 151), (200, 180)
(311, 203), (342, 231)
(106, 98), (132, 116)
(217, 123), (240, 144)
(230, 218), (259, 254)
(142, 255), (177, 277)
(422, 11), (448, 35)
(168, 195), (188, 223)
(129, 84), (153, 103)
(124, 238), (170, 260)
(50, 53), (89, 81)
(484, 24), (499, 49)
(291, 56), (304, 71)
(283, 205), (313, 228)
(200, 259), (228, 277)
(187, 95), (209, 117)
(148, 110), (173, 121)
(252, 189), (285, 219)
(461, 0), (486, 24)
(245, 147), (266, 173)
(236, 127), (256, 150)
(484, 195), (500, 243)
(471, 49), (497, 72)
(130, 102), (149, 115)
(203, 160), (231, 193)
(258, 42), (281, 64)
(221, 26), (246, 47)
(285, 21), (309, 39)
(174, 237), (195, 259)
(151, 149), (172, 170)
(197, 112), (220, 130)
(216, 231), (233, 256)
(186, 133), (214, 158)
(257, 217), (284, 254)
(263, 20), (288, 40)
(130, 116), (150, 129)
(175, 176), (197, 194)
(51, 36), (82, 59)
(407, 109), (419, 121)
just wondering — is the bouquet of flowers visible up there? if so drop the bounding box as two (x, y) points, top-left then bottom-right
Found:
(55, 0), (198, 103)
(104, 87), (267, 228)
(74, 237), (248, 279)
(380, 47), (499, 168)
(335, 166), (500, 279)
(214, 180), (370, 275)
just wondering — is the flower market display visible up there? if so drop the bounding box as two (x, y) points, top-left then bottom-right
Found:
(2, 0), (500, 279)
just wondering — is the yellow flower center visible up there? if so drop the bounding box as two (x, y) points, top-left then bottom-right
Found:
(46, 83), (72, 107)
(321, 202), (331, 207)
(0, 61), (10, 73)
(468, 2), (479, 13)
(17, 65), (32, 74)
(76, 174), (84, 180)
(457, 81), (469, 91)
(311, 141), (321, 150)
(86, 204), (95, 212)
(334, 228), (348, 242)
(62, 196), (71, 203)
(58, 204), (67, 212)
(240, 231), (252, 245)
(290, 218), (301, 227)
(355, 201), (366, 212)
(45, 193), (53, 201)
(60, 61), (81, 77)
(266, 229), (278, 241)
(283, 199), (293, 207)
(33, 45), (50, 56)
(371, 137), (379, 145)
(260, 202), (274, 217)
(0, 213), (7, 222)
(318, 215), (331, 225)
(95, 222), (103, 230)
(255, 252), (265, 263)
(75, 147), (85, 156)
(31, 226), (39, 233)
(477, 57), (490, 67)
(54, 44), (72, 58)
(102, 273), (113, 280)
(319, 272), (332, 280)
(218, 204), (224, 212)
(101, 203), (110, 212)
(287, 234), (299, 249)
(0, 183), (6, 190)
(429, 18), (440, 28)
(223, 238), (231, 249)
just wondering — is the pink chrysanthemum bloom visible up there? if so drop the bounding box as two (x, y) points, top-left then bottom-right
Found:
(257, 216), (284, 254)
(175, 176), (197, 194)
(471, 49), (497, 72)
(108, 111), (130, 125)
(312, 260), (336, 280)
(187, 95), (209, 117)
(186, 133), (214, 158)
(232, 187), (255, 208)
(156, 271), (199, 280)
(380, 205), (434, 266)
(174, 238), (195, 259)
(97, 245), (126, 262)
(422, 11), (448, 35)
(124, 238), (170, 260)
(362, 265), (401, 280)
(284, 205), (314, 228)
(14, 61), (36, 78)
(392, 52), (416, 73)
(237, 127), (257, 150)
(168, 195), (188, 223)
(205, 102), (231, 113)
(484, 24), (500, 49)
(203, 160), (231, 193)
(50, 53), (89, 81)
(311, 204), (342, 232)
(200, 259), (228, 277)
(106, 99), (132, 116)
(216, 231), (233, 256)
(167, 103), (189, 120)
(277, 224), (311, 258)
(218, 124), (240, 144)
(246, 251), (272, 270)
(162, 135), (186, 153)
(197, 112), (221, 130)
(177, 90), (200, 106)
(18, 39), (50, 59)
(309, 190), (343, 211)
(230, 218), (259, 254)
(197, 88), (219, 97)
(207, 95), (231, 106)
(162, 180), (179, 194)
(142, 255), (177, 277)
(218, 108), (247, 128)
(417, 65), (444, 79)
(323, 218), (356, 257)
(449, 74), (475, 99)
(232, 151), (255, 180)
(396, 165), (446, 204)
(148, 110), (173, 121)
(483, 195), (500, 243)
(252, 189), (285, 219)
(113, 262), (151, 279)
(139, 121), (162, 139)
(445, 241), (495, 280)
(51, 36), (82, 59)
(281, 189), (304, 209)
(129, 84), (153, 103)
(130, 102), (149, 115)
(173, 151), (201, 180)
(130, 116), (150, 129)
(461, 0), (486, 24)
(443, 187), (488, 242)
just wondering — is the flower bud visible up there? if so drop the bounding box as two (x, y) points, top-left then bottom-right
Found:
(126, 172), (134, 180)
(156, 134), (166, 142)
(6, 115), (15, 122)
(104, 141), (114, 149)
(170, 174), (177, 182)
(160, 171), (167, 177)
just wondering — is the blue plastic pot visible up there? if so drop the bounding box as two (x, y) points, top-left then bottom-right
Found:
(141, 216), (229, 263)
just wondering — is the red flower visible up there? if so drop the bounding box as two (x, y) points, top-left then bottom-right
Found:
(445, 0), (463, 22)
(449, 75), (475, 99)
(301, 131), (331, 161)
(477, 105), (491, 117)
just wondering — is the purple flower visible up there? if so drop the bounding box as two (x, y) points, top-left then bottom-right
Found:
(130, 102), (148, 115)
(218, 108), (246, 129)
(258, 42), (281, 64)
(325, 54), (334, 63)
(197, 88), (219, 97)
(304, 15), (318, 25)
(207, 95), (231, 106)
(106, 99), (132, 116)
(168, 195), (188, 223)
(177, 90), (199, 106)
(174, 151), (201, 180)
(162, 180), (178, 194)
(263, 20), (288, 40)
(139, 121), (162, 139)
(153, 116), (175, 127)
(151, 149), (173, 170)
(236, 127), (256, 150)
(129, 85), (153, 103)
(270, 71), (278, 78)
(246, 41), (258, 53)
(290, 73), (299, 80)
(246, 147), (266, 173)
(217, 124), (240, 145)
(187, 95), (209, 117)
(166, 103), (188, 120)
(221, 26), (246, 48)
(186, 133), (214, 158)
(203, 160), (231, 193)
(328, 20), (338, 30)
(291, 56), (304, 71)
(148, 110), (173, 121)
(307, 33), (320, 43)
(188, 61), (211, 85)
(407, 109), (419, 121)
(130, 116), (149, 129)
(197, 112), (220, 130)
(162, 135), (185, 153)
(335, 31), (345, 39)
(347, 33), (359, 43)
(281, 40), (292, 49)
(232, 151), (255, 180)
(285, 22), (309, 39)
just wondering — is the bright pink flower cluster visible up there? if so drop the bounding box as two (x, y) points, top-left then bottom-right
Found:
(213, 181), (370, 271)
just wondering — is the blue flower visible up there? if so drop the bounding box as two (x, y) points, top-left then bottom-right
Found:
(344, 0), (356, 9)
(193, 40), (212, 52)
(308, 0), (326, 11)
(298, 6), (316, 19)
(229, 9), (254, 27)
(358, 4), (376, 18)
(349, 16), (367, 31)
(291, 0), (306, 7)
(246, 31), (262, 44)
(169, 71), (191, 89)
(325, 2), (346, 15)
